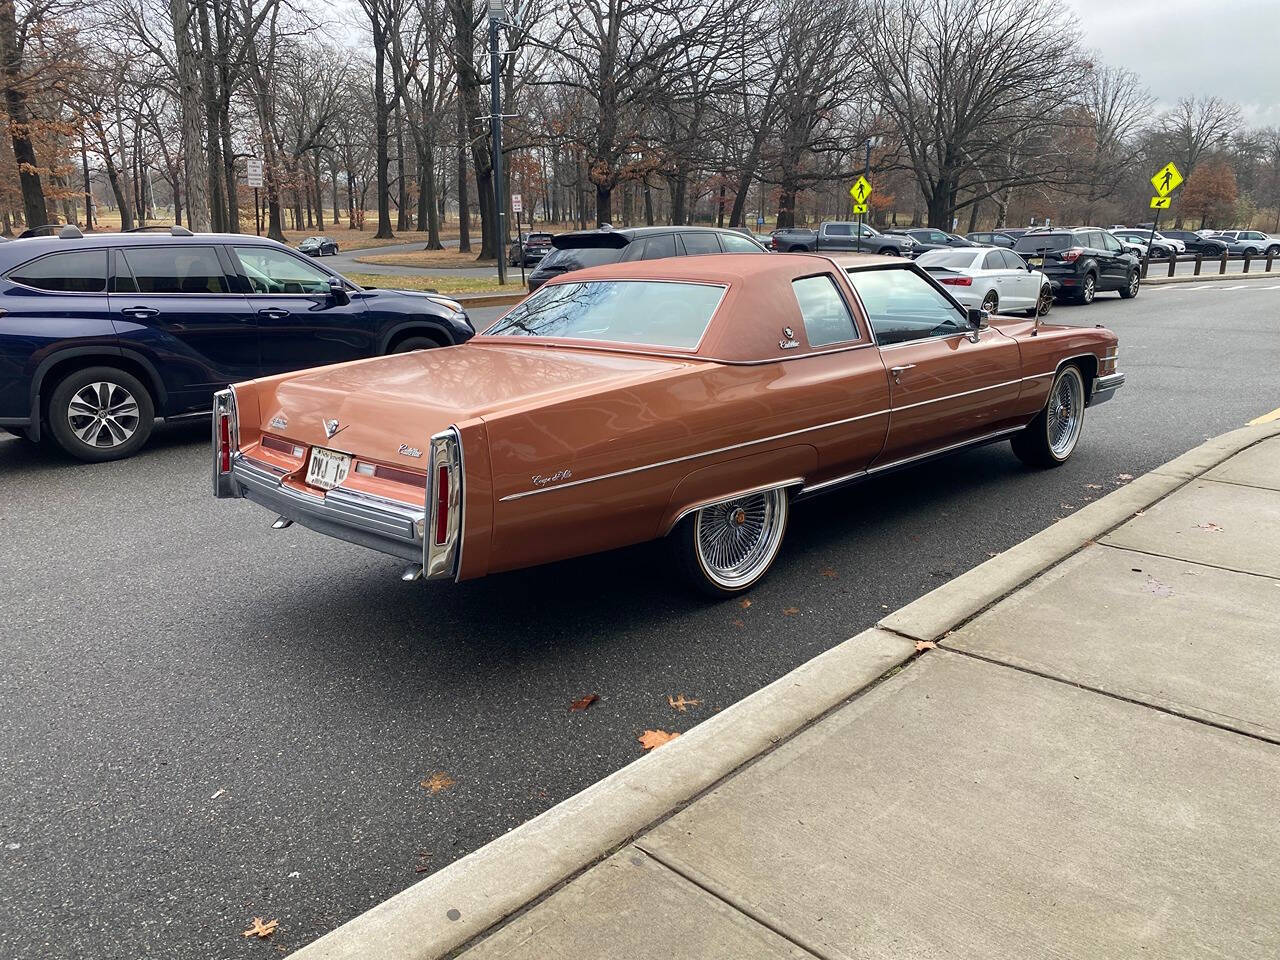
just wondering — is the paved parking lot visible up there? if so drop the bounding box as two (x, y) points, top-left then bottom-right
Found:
(2, 284), (1279, 958)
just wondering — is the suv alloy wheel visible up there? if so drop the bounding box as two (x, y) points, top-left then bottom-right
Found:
(47, 366), (155, 462)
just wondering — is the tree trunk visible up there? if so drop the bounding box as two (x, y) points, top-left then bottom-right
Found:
(195, 0), (226, 231)
(455, 96), (469, 252)
(395, 98), (408, 232)
(643, 178), (654, 225)
(0, 0), (47, 229)
(372, 26), (394, 239)
(169, 0), (211, 231)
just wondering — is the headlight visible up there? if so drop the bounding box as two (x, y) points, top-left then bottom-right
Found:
(425, 295), (464, 314)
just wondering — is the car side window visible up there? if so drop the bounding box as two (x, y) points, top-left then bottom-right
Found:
(1100, 232), (1123, 253)
(845, 267), (966, 347)
(639, 234), (676, 260)
(721, 233), (762, 253)
(679, 232), (722, 256)
(1000, 249), (1027, 270)
(8, 250), (107, 293)
(982, 251), (1005, 270)
(824, 223), (852, 236)
(120, 246), (230, 294)
(233, 245), (332, 294)
(792, 275), (858, 347)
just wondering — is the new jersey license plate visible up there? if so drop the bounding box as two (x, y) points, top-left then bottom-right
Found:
(306, 446), (351, 491)
(1026, 256), (1044, 267)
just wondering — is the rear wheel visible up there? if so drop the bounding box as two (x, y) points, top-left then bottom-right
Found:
(1076, 272), (1097, 304)
(877, 247), (899, 257)
(674, 487), (789, 598)
(1118, 269), (1140, 299)
(47, 366), (154, 462)
(1011, 364), (1086, 468)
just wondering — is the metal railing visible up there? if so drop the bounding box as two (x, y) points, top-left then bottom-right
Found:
(1141, 251), (1278, 279)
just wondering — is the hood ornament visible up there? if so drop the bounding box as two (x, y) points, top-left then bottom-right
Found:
(323, 418), (346, 440)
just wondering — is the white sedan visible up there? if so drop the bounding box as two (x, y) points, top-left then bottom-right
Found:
(916, 247), (1053, 317)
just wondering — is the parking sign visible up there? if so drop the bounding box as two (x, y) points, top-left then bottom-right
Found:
(245, 159), (264, 188)
(511, 193), (523, 213)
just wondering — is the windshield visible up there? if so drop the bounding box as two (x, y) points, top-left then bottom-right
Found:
(1014, 233), (1074, 252)
(484, 280), (725, 350)
(916, 249), (981, 268)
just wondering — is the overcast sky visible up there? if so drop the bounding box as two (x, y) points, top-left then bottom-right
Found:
(1065, 0), (1280, 128)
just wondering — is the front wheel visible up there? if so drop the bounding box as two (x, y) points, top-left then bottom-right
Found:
(392, 336), (444, 353)
(673, 487), (790, 597)
(47, 366), (155, 462)
(1265, 244), (1280, 258)
(1011, 365), (1086, 468)
(1118, 270), (1140, 299)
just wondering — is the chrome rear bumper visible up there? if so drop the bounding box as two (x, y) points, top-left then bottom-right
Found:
(229, 456), (426, 563)
(1089, 372), (1125, 407)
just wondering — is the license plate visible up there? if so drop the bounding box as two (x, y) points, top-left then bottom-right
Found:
(1026, 257), (1043, 267)
(306, 446), (351, 491)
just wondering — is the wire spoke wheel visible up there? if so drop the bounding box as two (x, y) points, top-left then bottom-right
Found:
(692, 488), (788, 591)
(1045, 367), (1085, 459)
(66, 380), (140, 449)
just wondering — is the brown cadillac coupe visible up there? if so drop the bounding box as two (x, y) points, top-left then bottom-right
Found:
(213, 253), (1123, 596)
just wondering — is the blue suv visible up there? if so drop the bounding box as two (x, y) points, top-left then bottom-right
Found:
(0, 227), (474, 461)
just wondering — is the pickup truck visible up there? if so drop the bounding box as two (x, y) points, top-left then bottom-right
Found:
(769, 221), (915, 256)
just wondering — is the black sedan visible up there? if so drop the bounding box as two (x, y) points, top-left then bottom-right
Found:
(1160, 230), (1228, 256)
(298, 236), (339, 256)
(882, 227), (975, 254)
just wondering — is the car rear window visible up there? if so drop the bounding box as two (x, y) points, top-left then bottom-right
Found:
(915, 249), (980, 268)
(538, 247), (623, 272)
(1014, 233), (1074, 253)
(484, 280), (725, 350)
(8, 250), (107, 293)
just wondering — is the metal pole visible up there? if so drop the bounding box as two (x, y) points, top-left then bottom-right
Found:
(254, 187), (261, 236)
(80, 131), (93, 230)
(1145, 206), (1161, 278)
(860, 139), (871, 251)
(489, 15), (507, 286)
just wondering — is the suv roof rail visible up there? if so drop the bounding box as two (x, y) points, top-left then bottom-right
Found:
(123, 224), (194, 236)
(16, 223), (81, 239)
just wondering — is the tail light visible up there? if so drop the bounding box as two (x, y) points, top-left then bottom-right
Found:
(770, 237), (779, 250)
(424, 427), (463, 580)
(939, 275), (972, 286)
(212, 389), (240, 497)
(1059, 247), (1084, 263)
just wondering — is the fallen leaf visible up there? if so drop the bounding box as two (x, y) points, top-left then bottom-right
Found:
(820, 567), (838, 578)
(667, 694), (701, 712)
(1086, 483), (1102, 490)
(730, 618), (745, 628)
(1059, 502), (1074, 510)
(569, 694), (599, 712)
(986, 551), (998, 558)
(915, 640), (937, 651)
(638, 729), (680, 751)
(1114, 473), (1134, 483)
(243, 918), (278, 939)
(420, 772), (456, 794)
(738, 598), (752, 609)
(782, 606), (800, 615)
(1194, 521), (1224, 533)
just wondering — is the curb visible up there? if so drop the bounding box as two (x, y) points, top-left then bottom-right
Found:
(292, 419), (1280, 960)
(452, 292), (525, 308)
(1144, 271), (1277, 285)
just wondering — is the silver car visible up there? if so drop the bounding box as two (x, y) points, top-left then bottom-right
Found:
(916, 246), (1053, 316)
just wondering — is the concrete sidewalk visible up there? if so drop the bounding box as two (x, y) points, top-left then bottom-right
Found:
(297, 423), (1280, 960)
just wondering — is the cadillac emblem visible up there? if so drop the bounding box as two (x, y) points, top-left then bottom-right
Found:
(779, 326), (799, 350)
(323, 418), (345, 439)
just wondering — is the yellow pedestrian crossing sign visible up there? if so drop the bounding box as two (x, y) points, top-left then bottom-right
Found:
(1150, 196), (1171, 209)
(1151, 162), (1183, 197)
(850, 176), (872, 204)
(852, 203), (868, 214)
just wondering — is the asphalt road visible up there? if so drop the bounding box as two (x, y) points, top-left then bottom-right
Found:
(2, 282), (1279, 959)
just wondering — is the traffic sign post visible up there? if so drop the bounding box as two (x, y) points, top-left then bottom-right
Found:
(1145, 161), (1183, 276)
(850, 175), (873, 250)
(246, 159), (264, 236)
(512, 193), (524, 285)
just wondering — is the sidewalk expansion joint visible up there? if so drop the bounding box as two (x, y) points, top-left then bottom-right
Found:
(633, 844), (835, 960)
(1194, 475), (1280, 495)
(442, 648), (930, 958)
(932, 645), (1280, 749)
(1094, 539), (1280, 582)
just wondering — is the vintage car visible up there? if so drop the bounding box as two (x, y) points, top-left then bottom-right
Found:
(213, 254), (1124, 596)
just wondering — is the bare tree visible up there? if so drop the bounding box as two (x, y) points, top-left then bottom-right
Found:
(1157, 96), (1241, 174)
(0, 0), (49, 226)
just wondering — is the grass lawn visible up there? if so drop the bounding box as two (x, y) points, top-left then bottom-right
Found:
(346, 273), (520, 296)
(354, 250), (498, 268)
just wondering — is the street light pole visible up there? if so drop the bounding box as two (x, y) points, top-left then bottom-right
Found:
(488, 0), (507, 285)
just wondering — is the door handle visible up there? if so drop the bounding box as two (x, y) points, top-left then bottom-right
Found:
(889, 363), (915, 383)
(257, 307), (290, 320)
(122, 306), (159, 319)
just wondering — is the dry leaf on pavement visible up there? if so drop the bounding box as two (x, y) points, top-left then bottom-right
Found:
(667, 694), (701, 712)
(420, 772), (456, 794)
(782, 607), (800, 616)
(1194, 521), (1224, 533)
(242, 918), (278, 939)
(569, 694), (600, 711)
(730, 618), (745, 628)
(821, 567), (838, 578)
(638, 729), (680, 750)
(738, 598), (752, 609)
(915, 640), (937, 651)
(1115, 473), (1134, 482)
(1086, 483), (1102, 490)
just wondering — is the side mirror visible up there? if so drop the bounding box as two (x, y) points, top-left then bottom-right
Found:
(328, 276), (350, 305)
(967, 307), (989, 328)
